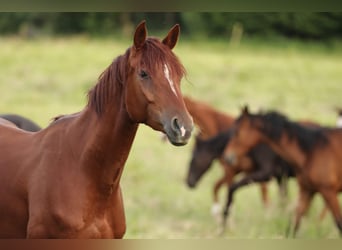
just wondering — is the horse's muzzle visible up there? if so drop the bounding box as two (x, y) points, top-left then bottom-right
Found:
(186, 175), (197, 189)
(164, 116), (193, 146)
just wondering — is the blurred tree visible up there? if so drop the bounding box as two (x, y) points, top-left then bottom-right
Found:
(0, 12), (341, 41)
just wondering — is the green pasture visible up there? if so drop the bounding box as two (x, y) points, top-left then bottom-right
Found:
(0, 36), (341, 238)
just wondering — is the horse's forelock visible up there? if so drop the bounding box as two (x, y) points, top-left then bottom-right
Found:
(140, 38), (186, 81)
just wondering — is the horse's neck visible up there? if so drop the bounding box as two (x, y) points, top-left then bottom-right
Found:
(327, 128), (342, 149)
(73, 104), (138, 191)
(216, 113), (234, 130)
(211, 132), (231, 157)
(264, 133), (306, 169)
(189, 104), (233, 138)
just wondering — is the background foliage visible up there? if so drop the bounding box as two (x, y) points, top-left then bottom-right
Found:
(1, 12), (342, 40)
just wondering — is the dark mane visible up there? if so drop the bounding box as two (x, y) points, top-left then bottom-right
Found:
(250, 111), (329, 153)
(87, 38), (186, 116)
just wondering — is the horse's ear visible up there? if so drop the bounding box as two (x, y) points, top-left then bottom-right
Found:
(241, 105), (249, 115)
(134, 20), (147, 50)
(162, 24), (180, 50)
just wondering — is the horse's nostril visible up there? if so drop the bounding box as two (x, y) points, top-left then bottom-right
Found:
(171, 117), (181, 132)
(171, 117), (188, 138)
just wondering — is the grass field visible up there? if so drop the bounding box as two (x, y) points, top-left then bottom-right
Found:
(0, 35), (341, 238)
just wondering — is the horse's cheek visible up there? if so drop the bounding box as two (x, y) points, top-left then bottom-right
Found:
(125, 82), (148, 123)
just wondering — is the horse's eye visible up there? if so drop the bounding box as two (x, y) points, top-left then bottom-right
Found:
(139, 70), (149, 79)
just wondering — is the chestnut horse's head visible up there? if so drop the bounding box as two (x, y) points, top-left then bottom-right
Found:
(224, 106), (264, 165)
(125, 21), (193, 146)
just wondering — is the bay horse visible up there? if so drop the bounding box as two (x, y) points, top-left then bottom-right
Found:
(183, 96), (270, 215)
(0, 21), (193, 238)
(186, 129), (296, 228)
(224, 106), (342, 237)
(0, 114), (41, 132)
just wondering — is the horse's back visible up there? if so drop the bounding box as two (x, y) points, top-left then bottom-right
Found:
(0, 114), (41, 132)
(0, 121), (36, 237)
(0, 119), (74, 238)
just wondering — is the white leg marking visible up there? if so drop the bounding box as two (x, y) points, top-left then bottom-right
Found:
(337, 116), (342, 128)
(164, 64), (178, 97)
(211, 202), (222, 224)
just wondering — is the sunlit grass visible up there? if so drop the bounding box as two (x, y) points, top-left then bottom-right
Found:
(0, 36), (341, 238)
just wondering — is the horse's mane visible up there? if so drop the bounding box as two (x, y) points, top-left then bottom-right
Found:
(87, 38), (186, 116)
(87, 51), (128, 116)
(249, 111), (329, 153)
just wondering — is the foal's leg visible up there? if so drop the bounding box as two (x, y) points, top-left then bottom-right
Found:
(211, 175), (226, 222)
(287, 187), (314, 238)
(212, 165), (236, 222)
(260, 182), (269, 207)
(319, 189), (342, 236)
(221, 170), (272, 233)
(318, 206), (329, 222)
(276, 174), (289, 207)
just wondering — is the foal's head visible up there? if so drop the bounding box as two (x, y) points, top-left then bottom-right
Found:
(125, 21), (193, 146)
(187, 130), (232, 188)
(187, 136), (217, 188)
(224, 106), (264, 165)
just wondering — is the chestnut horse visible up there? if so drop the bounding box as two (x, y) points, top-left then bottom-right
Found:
(183, 96), (235, 139)
(0, 114), (41, 132)
(183, 96), (270, 215)
(0, 21), (193, 238)
(224, 107), (342, 236)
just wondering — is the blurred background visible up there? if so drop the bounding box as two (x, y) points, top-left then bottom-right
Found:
(0, 12), (341, 238)
(1, 13), (342, 40)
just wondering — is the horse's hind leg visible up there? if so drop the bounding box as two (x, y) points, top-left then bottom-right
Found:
(319, 189), (342, 236)
(211, 175), (226, 222)
(221, 170), (272, 234)
(260, 182), (269, 207)
(212, 166), (235, 224)
(318, 206), (329, 222)
(278, 175), (289, 201)
(287, 187), (314, 238)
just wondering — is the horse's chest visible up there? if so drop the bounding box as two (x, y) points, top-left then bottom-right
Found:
(28, 177), (125, 238)
(28, 198), (120, 238)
